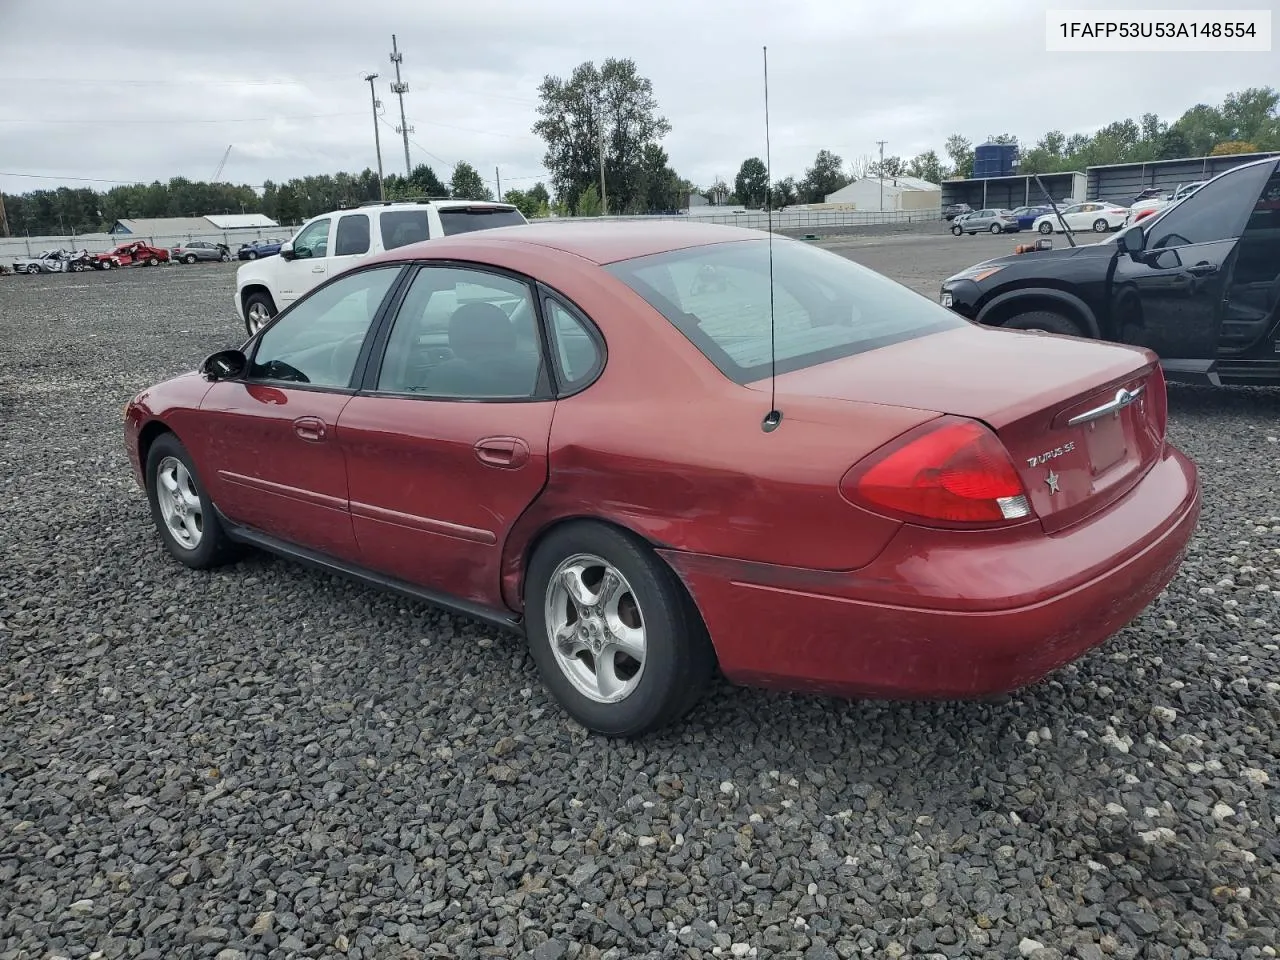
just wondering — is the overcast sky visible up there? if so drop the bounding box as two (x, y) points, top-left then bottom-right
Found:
(1, 0), (1275, 198)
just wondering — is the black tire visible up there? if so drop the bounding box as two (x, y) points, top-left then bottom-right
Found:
(1004, 310), (1085, 338)
(100, 260), (112, 270)
(145, 433), (240, 570)
(524, 521), (717, 737)
(147, 256), (159, 266)
(220, 253), (231, 262)
(990, 223), (1002, 234)
(25, 264), (39, 274)
(183, 254), (197, 264)
(952, 225), (962, 236)
(247, 250), (258, 260)
(1038, 221), (1054, 234)
(243, 291), (277, 336)
(1092, 218), (1109, 233)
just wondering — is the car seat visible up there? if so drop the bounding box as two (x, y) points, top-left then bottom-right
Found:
(420, 303), (540, 397)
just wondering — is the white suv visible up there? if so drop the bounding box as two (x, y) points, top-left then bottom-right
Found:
(234, 198), (528, 334)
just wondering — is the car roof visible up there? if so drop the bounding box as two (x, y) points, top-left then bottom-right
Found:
(380, 219), (763, 266)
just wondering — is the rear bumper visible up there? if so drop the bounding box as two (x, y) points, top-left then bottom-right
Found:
(660, 446), (1199, 699)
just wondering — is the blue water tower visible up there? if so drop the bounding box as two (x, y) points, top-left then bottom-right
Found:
(974, 142), (1018, 179)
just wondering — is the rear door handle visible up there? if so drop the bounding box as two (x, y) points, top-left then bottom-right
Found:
(293, 416), (327, 442)
(474, 436), (531, 469)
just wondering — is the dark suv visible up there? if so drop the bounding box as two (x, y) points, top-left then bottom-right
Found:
(939, 156), (1280, 387)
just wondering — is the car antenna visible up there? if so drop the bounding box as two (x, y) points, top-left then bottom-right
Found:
(1034, 174), (1076, 248)
(761, 45), (782, 433)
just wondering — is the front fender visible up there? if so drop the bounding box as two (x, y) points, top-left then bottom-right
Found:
(976, 286), (1102, 338)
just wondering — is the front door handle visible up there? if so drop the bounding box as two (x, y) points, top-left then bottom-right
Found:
(474, 436), (531, 469)
(311, 266), (325, 273)
(1186, 262), (1217, 276)
(293, 416), (327, 442)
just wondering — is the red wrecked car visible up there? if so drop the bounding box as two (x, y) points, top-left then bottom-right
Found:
(124, 221), (1200, 736)
(93, 241), (171, 269)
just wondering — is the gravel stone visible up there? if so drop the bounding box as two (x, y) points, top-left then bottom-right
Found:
(2, 253), (1279, 959)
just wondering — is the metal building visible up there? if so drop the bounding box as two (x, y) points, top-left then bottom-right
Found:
(940, 171), (1086, 211)
(1084, 151), (1280, 204)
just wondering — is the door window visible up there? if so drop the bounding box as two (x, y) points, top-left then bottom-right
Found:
(1147, 161), (1274, 250)
(334, 214), (371, 256)
(248, 266), (401, 388)
(375, 267), (544, 399)
(544, 298), (604, 390)
(380, 210), (431, 250)
(1231, 166), (1280, 289)
(291, 218), (331, 259)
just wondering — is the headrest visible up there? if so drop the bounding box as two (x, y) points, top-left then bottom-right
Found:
(449, 302), (517, 361)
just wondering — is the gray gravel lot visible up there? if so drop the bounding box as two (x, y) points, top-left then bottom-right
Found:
(2, 249), (1279, 960)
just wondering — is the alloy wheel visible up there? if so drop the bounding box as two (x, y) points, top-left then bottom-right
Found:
(155, 456), (203, 550)
(544, 553), (647, 704)
(246, 301), (272, 333)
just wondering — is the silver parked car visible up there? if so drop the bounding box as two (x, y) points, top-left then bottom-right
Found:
(951, 209), (1021, 235)
(171, 240), (232, 264)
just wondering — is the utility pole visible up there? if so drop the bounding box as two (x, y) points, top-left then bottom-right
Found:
(389, 34), (413, 177)
(495, 166), (501, 201)
(0, 190), (9, 238)
(598, 130), (608, 215)
(876, 140), (887, 211)
(364, 73), (385, 199)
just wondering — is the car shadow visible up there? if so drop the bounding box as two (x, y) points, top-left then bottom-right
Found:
(1166, 382), (1280, 419)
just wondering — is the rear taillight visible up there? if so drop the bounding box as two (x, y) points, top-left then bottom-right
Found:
(841, 416), (1032, 527)
(1148, 363), (1168, 445)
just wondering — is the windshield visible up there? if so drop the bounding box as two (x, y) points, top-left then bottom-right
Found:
(605, 238), (964, 385)
(438, 207), (527, 236)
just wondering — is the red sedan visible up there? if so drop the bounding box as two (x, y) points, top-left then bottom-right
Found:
(124, 222), (1200, 736)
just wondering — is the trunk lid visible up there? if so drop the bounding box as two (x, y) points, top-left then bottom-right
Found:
(769, 326), (1167, 532)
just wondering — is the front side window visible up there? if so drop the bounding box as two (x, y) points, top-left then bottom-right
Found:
(606, 238), (963, 385)
(291, 218), (331, 259)
(375, 267), (543, 399)
(248, 266), (401, 388)
(334, 214), (371, 256)
(380, 210), (431, 250)
(1147, 160), (1274, 250)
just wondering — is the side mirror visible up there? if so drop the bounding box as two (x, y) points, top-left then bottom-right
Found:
(1116, 224), (1146, 255)
(200, 348), (247, 381)
(279, 241), (297, 260)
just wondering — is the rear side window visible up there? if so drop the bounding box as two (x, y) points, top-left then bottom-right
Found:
(1148, 160), (1274, 250)
(544, 297), (604, 390)
(380, 210), (431, 250)
(605, 238), (963, 385)
(334, 214), (371, 256)
(438, 207), (527, 236)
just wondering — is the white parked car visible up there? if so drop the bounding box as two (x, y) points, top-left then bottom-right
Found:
(1031, 201), (1129, 235)
(1124, 181), (1205, 226)
(234, 198), (529, 334)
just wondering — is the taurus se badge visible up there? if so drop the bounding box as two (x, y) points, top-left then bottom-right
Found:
(1045, 470), (1060, 494)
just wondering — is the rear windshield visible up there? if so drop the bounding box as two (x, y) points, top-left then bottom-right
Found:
(438, 207), (527, 236)
(380, 210), (431, 250)
(605, 238), (963, 384)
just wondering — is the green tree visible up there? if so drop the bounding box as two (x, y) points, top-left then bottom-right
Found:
(734, 157), (770, 208)
(905, 150), (943, 184)
(526, 182), (551, 216)
(944, 135), (974, 178)
(870, 155), (906, 178)
(798, 150), (848, 203)
(532, 57), (671, 215)
(575, 183), (603, 217)
(1221, 87), (1279, 145)
(770, 177), (797, 208)
(449, 161), (493, 201)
